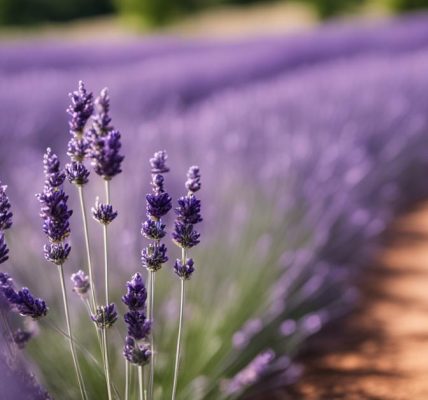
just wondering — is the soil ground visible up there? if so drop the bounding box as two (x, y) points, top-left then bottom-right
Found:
(269, 202), (428, 399)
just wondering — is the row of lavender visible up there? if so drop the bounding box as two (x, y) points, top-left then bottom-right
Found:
(1, 14), (428, 399)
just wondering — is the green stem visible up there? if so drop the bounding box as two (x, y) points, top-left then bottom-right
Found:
(125, 360), (130, 400)
(103, 223), (109, 305)
(77, 185), (97, 313)
(171, 278), (185, 400)
(57, 264), (88, 400)
(138, 365), (144, 400)
(148, 270), (155, 399)
(102, 328), (113, 400)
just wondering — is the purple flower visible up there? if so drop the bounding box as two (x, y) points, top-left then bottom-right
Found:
(67, 81), (94, 137)
(145, 192), (172, 219)
(0, 183), (12, 231)
(65, 161), (90, 186)
(141, 243), (168, 272)
(185, 166), (201, 193)
(122, 272), (147, 311)
(89, 129), (124, 180)
(6, 287), (48, 320)
(172, 222), (200, 249)
(91, 199), (117, 225)
(43, 242), (71, 265)
(38, 189), (72, 242)
(66, 81), (94, 162)
(43, 148), (66, 190)
(71, 270), (90, 296)
(0, 272), (13, 289)
(175, 196), (203, 225)
(91, 303), (118, 329)
(123, 336), (151, 366)
(88, 88), (124, 180)
(92, 88), (113, 136)
(173, 258), (195, 280)
(0, 233), (9, 264)
(141, 219), (166, 241)
(150, 150), (169, 174)
(124, 311), (151, 340)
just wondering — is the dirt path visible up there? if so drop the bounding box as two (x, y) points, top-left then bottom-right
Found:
(279, 203), (428, 399)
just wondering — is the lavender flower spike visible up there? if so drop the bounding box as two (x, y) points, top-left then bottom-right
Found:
(88, 88), (124, 180)
(43, 148), (66, 190)
(71, 270), (90, 297)
(67, 81), (94, 162)
(185, 166), (201, 194)
(66, 161), (90, 186)
(173, 258), (195, 280)
(0, 182), (13, 231)
(5, 287), (48, 320)
(92, 198), (117, 225)
(123, 336), (151, 366)
(150, 150), (170, 174)
(124, 311), (151, 340)
(122, 272), (148, 311)
(91, 303), (118, 329)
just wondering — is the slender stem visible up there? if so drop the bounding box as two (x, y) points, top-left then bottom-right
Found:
(171, 278), (185, 400)
(103, 224), (109, 305)
(125, 360), (130, 400)
(138, 365), (144, 400)
(77, 185), (97, 312)
(148, 270), (155, 399)
(105, 179), (111, 204)
(57, 264), (88, 400)
(102, 328), (113, 400)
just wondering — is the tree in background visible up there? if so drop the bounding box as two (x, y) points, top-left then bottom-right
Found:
(0, 0), (113, 25)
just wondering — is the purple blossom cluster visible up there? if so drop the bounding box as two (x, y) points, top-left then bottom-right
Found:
(122, 273), (151, 366)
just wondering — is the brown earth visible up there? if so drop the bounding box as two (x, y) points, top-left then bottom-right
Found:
(265, 202), (428, 400)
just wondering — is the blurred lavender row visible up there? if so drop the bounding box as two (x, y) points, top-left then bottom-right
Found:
(1, 12), (428, 398)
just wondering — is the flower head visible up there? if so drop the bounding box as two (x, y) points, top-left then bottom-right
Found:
(0, 233), (9, 264)
(43, 242), (71, 265)
(146, 192), (172, 220)
(124, 311), (151, 340)
(185, 166), (201, 194)
(91, 303), (118, 329)
(38, 190), (72, 242)
(6, 287), (48, 320)
(89, 130), (124, 180)
(65, 161), (90, 186)
(0, 183), (13, 231)
(173, 258), (195, 280)
(172, 222), (200, 249)
(122, 273), (147, 311)
(0, 271), (13, 289)
(67, 81), (94, 137)
(150, 150), (169, 174)
(43, 148), (66, 190)
(175, 196), (203, 225)
(92, 88), (113, 136)
(71, 270), (90, 296)
(141, 219), (166, 241)
(123, 336), (151, 366)
(92, 198), (117, 225)
(141, 243), (168, 272)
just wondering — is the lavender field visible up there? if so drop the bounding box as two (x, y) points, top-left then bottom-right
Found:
(1, 12), (428, 400)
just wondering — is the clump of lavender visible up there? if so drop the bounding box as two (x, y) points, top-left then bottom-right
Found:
(142, 150), (172, 398)
(171, 165), (202, 399)
(37, 149), (88, 400)
(122, 273), (151, 399)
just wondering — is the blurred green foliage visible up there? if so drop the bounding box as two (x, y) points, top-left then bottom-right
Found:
(391, 0), (428, 11)
(0, 0), (113, 26)
(295, 0), (365, 18)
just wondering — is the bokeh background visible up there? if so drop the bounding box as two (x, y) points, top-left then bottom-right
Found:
(1, 1), (428, 399)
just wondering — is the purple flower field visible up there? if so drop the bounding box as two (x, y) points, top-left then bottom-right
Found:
(1, 12), (428, 399)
